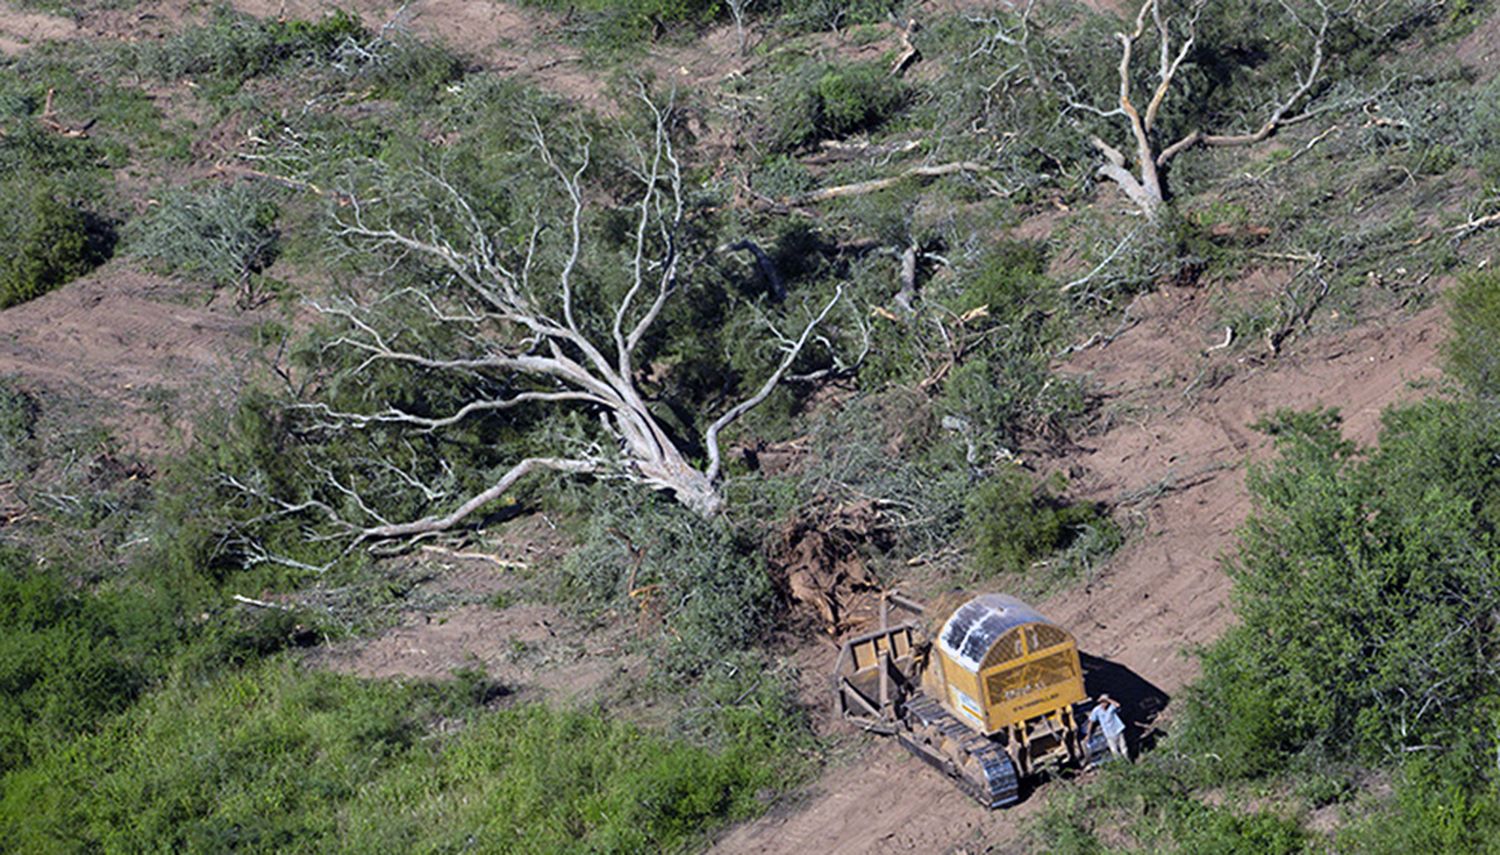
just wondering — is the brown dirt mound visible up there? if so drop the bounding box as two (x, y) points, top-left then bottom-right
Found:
(712, 282), (1446, 854)
(0, 6), (75, 55)
(0, 263), (259, 456)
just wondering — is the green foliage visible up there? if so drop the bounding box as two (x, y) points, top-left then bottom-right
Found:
(561, 488), (775, 677)
(519, 0), (723, 49)
(937, 241), (1087, 453)
(774, 0), (903, 33)
(1183, 401), (1500, 778)
(965, 466), (1116, 577)
(128, 181), (282, 289)
(0, 113), (106, 181)
(771, 60), (906, 151)
(1, 657), (800, 854)
(0, 379), (39, 478)
(1164, 799), (1307, 854)
(1030, 757), (1310, 853)
(346, 32), (465, 102)
(1447, 268), (1500, 400)
(0, 661), (454, 852)
(0, 550), (147, 774)
(0, 178), (111, 307)
(752, 154), (817, 199)
(138, 6), (364, 89)
(1340, 752), (1500, 853)
(0, 83), (117, 306)
(957, 239), (1048, 313)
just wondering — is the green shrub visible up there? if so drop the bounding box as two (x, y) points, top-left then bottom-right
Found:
(1165, 800), (1307, 855)
(0, 549), (148, 773)
(0, 179), (110, 308)
(1447, 268), (1500, 400)
(753, 154), (817, 199)
(561, 488), (775, 678)
(775, 0), (903, 33)
(1183, 403), (1500, 778)
(965, 467), (1114, 576)
(0, 116), (106, 180)
(958, 240), (1049, 314)
(1340, 752), (1500, 854)
(937, 241), (1087, 454)
(139, 7), (364, 87)
(342, 32), (465, 101)
(1, 659), (803, 854)
(771, 61), (906, 151)
(129, 182), (281, 290)
(517, 0), (722, 49)
(0, 378), (39, 478)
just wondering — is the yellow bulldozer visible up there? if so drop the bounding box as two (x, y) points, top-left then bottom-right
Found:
(833, 591), (1113, 807)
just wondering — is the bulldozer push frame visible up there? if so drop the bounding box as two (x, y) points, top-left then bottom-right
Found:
(833, 591), (1114, 807)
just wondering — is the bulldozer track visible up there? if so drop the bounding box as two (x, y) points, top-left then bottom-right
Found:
(898, 694), (1020, 809)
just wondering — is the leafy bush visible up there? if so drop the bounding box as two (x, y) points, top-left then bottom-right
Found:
(774, 0), (904, 33)
(561, 488), (775, 677)
(938, 242), (1086, 454)
(0, 178), (111, 307)
(138, 7), (364, 88)
(0, 115), (107, 181)
(0, 550), (148, 773)
(517, 0), (723, 49)
(1, 659), (803, 854)
(335, 31), (465, 101)
(129, 182), (281, 290)
(958, 240), (1049, 313)
(965, 467), (1115, 576)
(348, 695), (800, 853)
(771, 60), (906, 151)
(1340, 752), (1500, 853)
(1447, 268), (1500, 400)
(0, 379), (39, 477)
(1164, 799), (1307, 854)
(1182, 403), (1500, 779)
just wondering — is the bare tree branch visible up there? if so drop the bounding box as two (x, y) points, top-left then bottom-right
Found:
(705, 285), (844, 482)
(353, 457), (596, 543)
(791, 161), (993, 205)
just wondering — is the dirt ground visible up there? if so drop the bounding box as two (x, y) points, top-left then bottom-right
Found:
(0, 4), (73, 54)
(0, 264), (260, 455)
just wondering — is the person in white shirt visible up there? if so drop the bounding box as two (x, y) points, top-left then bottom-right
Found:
(1085, 693), (1129, 763)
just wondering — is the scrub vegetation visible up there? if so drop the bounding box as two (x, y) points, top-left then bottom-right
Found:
(1, 0), (1498, 852)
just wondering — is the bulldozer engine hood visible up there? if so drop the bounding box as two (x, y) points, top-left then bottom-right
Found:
(938, 594), (1052, 672)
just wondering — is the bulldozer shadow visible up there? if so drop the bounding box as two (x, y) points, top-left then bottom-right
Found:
(1079, 653), (1171, 755)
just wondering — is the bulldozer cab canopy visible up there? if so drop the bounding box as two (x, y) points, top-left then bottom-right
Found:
(938, 594), (1065, 672)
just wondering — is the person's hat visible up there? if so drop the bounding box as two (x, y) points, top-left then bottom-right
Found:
(1097, 693), (1113, 703)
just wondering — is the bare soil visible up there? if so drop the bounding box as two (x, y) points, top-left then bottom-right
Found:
(313, 601), (635, 703)
(711, 284), (1445, 854)
(0, 263), (260, 455)
(0, 5), (74, 55)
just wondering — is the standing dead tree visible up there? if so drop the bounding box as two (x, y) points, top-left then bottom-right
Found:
(1086, 0), (1332, 219)
(978, 0), (1346, 221)
(270, 92), (839, 546)
(1072, 0), (1330, 220)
